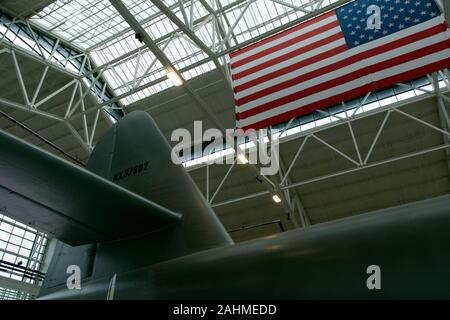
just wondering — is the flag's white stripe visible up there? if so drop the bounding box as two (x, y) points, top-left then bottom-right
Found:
(237, 32), (449, 112)
(233, 38), (346, 88)
(233, 15), (445, 87)
(230, 15), (338, 65)
(236, 30), (449, 101)
(235, 39), (347, 99)
(231, 26), (342, 75)
(237, 49), (450, 128)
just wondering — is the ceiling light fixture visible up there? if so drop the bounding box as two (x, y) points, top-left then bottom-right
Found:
(272, 194), (282, 203)
(165, 67), (183, 86)
(237, 153), (249, 164)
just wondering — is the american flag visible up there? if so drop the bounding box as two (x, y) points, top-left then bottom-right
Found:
(230, 0), (450, 130)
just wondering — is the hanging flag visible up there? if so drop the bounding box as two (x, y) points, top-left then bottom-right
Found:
(230, 0), (450, 130)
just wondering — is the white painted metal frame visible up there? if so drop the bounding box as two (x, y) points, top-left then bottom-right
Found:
(0, 34), (118, 156)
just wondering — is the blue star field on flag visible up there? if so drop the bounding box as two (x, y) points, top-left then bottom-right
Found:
(336, 0), (441, 48)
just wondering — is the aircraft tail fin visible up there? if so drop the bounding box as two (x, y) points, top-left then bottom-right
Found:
(86, 111), (232, 251)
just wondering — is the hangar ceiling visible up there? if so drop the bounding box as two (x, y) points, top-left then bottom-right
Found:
(0, 0), (449, 298)
(0, 0), (448, 239)
(0, 0), (55, 19)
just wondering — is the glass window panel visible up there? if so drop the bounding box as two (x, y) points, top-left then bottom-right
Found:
(8, 235), (22, 246)
(3, 253), (17, 264)
(5, 243), (19, 254)
(24, 232), (36, 241)
(18, 248), (31, 257)
(0, 223), (13, 233)
(0, 231), (10, 242)
(11, 227), (25, 238)
(10, 274), (22, 281)
(21, 239), (34, 250)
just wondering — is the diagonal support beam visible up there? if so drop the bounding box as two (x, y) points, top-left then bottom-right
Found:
(210, 159), (236, 204)
(11, 50), (30, 107)
(215, 0), (239, 47)
(65, 121), (92, 155)
(280, 136), (309, 185)
(178, 0), (190, 25)
(277, 156), (310, 228)
(432, 72), (450, 184)
(34, 79), (77, 109)
(0, 97), (63, 122)
(110, 0), (225, 131)
(197, 0), (231, 50)
(148, 0), (230, 86)
(312, 134), (360, 166)
(364, 110), (390, 164)
(110, 0), (182, 75)
(217, 0), (253, 51)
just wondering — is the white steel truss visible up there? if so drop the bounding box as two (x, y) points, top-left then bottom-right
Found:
(0, 47), (104, 155)
(192, 74), (450, 219)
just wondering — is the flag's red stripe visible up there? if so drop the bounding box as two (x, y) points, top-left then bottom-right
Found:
(237, 58), (450, 130)
(231, 20), (340, 69)
(234, 44), (348, 93)
(236, 23), (445, 105)
(229, 10), (336, 59)
(232, 32), (344, 81)
(236, 40), (449, 120)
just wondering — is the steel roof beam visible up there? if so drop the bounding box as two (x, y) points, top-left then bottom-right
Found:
(87, 0), (193, 51)
(88, 0), (251, 52)
(277, 152), (310, 227)
(190, 0), (232, 50)
(432, 72), (450, 184)
(148, 0), (229, 85)
(86, 4), (230, 77)
(88, 0), (345, 72)
(214, 0), (239, 47)
(0, 41), (80, 79)
(109, 0), (225, 131)
(81, 0), (351, 111)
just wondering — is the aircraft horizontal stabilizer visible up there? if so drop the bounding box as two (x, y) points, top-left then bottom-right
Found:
(0, 129), (181, 246)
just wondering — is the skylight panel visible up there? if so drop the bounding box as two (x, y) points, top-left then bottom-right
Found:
(29, 0), (346, 104)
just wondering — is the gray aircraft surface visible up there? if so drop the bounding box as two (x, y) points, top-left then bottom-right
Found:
(0, 111), (450, 299)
